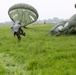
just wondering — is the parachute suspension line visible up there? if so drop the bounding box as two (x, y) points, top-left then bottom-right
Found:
(16, 9), (21, 22)
(20, 10), (24, 24)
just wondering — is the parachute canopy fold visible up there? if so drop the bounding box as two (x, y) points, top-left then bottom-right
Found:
(8, 3), (39, 26)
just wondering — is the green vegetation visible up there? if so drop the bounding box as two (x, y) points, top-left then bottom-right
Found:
(0, 24), (76, 75)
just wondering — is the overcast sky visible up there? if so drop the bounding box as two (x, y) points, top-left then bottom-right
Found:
(0, 0), (76, 22)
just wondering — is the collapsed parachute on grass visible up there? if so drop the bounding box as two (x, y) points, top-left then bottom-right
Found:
(8, 3), (39, 27)
(50, 14), (76, 36)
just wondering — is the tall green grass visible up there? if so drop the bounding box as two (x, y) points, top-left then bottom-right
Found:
(0, 24), (76, 75)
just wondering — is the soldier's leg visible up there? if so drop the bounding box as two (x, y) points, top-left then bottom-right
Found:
(19, 28), (25, 36)
(14, 32), (16, 37)
(16, 32), (21, 42)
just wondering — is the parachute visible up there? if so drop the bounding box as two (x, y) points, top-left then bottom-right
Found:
(50, 14), (76, 36)
(8, 3), (39, 27)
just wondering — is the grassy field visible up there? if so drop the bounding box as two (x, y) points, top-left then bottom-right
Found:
(0, 23), (76, 75)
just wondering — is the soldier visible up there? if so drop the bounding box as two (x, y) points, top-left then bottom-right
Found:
(11, 21), (25, 42)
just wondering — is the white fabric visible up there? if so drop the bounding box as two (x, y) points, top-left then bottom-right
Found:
(58, 26), (63, 30)
(64, 22), (69, 27)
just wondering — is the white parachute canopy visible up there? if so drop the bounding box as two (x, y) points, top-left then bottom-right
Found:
(8, 3), (39, 27)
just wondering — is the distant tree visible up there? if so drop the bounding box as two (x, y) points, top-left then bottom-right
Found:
(44, 22), (46, 24)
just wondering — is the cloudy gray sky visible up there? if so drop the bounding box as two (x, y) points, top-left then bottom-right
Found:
(0, 0), (76, 22)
